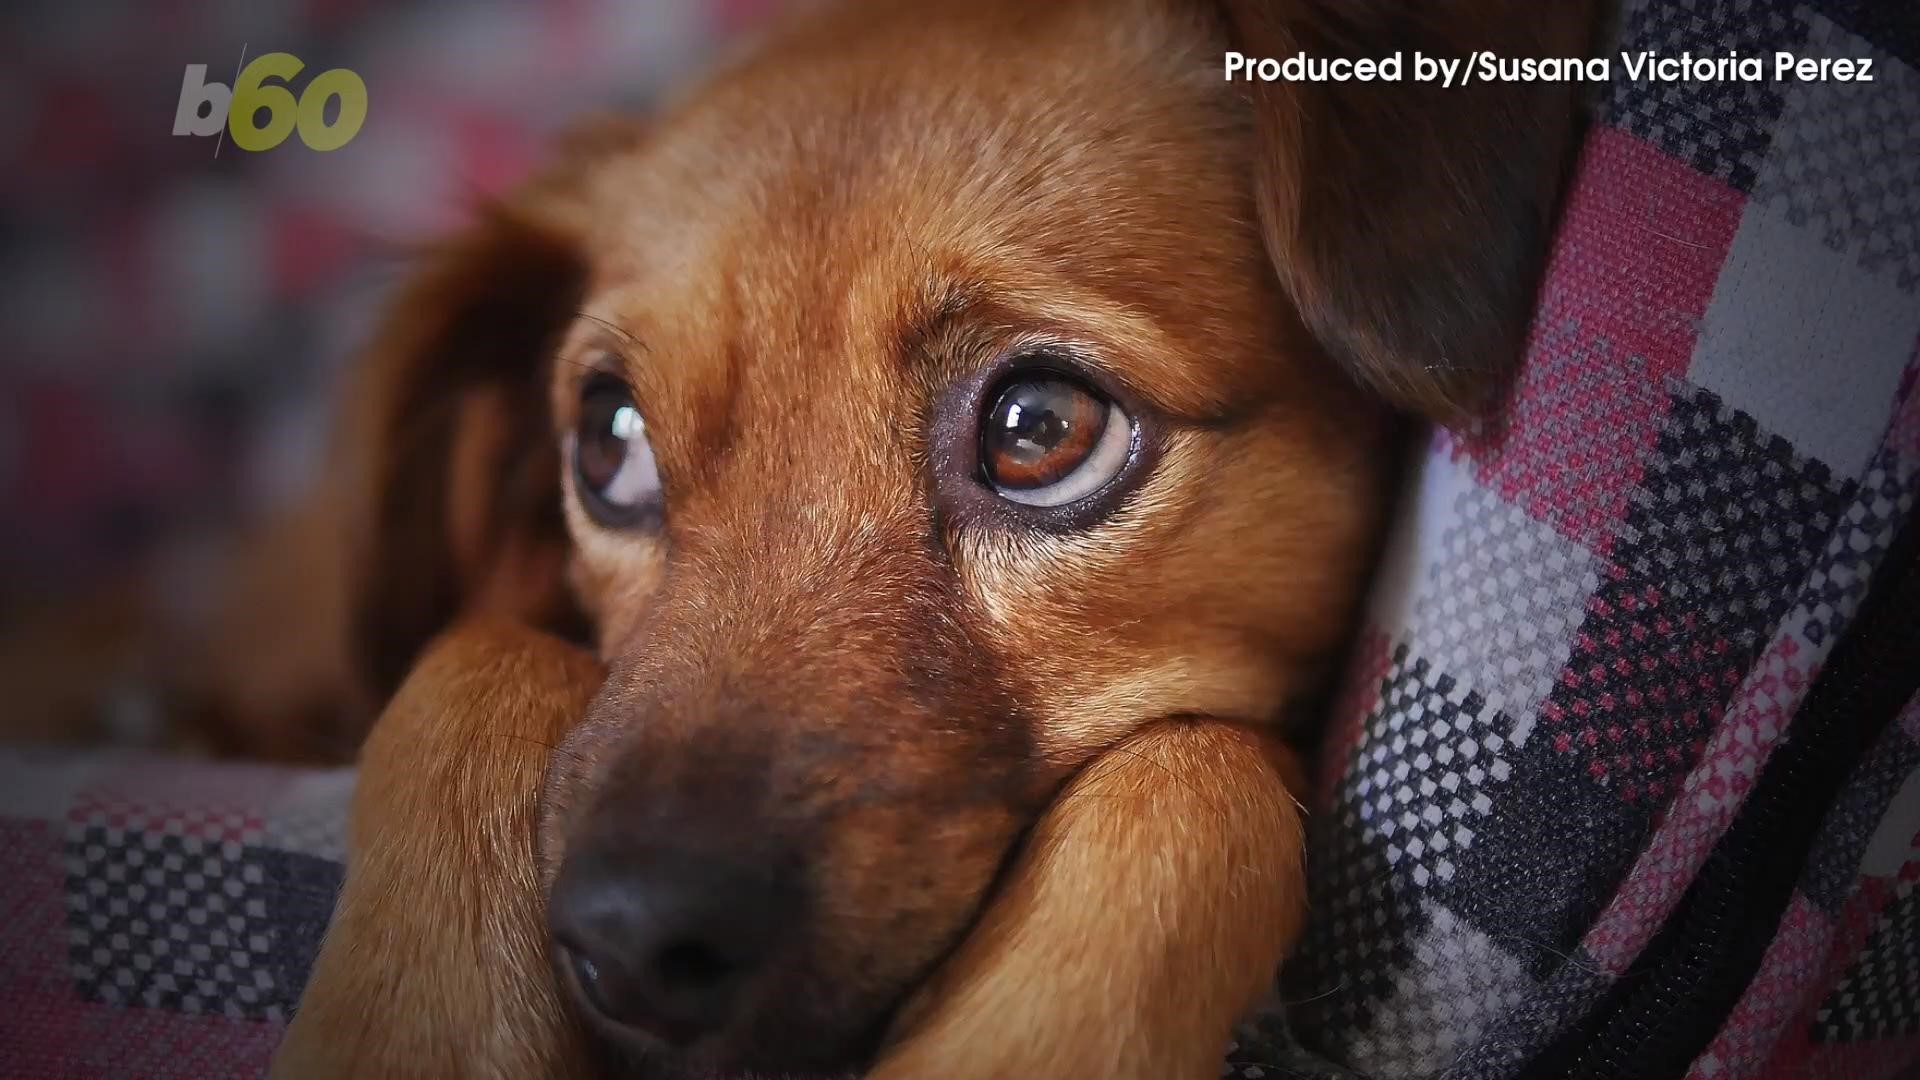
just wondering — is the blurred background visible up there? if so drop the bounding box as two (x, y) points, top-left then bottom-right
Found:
(0, 0), (777, 748)
(1, 0), (777, 605)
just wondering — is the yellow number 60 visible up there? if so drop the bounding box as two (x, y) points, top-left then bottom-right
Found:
(228, 52), (367, 152)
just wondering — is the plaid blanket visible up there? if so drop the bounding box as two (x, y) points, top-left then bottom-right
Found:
(1225, 1), (1920, 1077)
(5, 0), (1920, 1077)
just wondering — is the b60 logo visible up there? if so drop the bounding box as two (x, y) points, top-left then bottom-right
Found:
(174, 53), (367, 152)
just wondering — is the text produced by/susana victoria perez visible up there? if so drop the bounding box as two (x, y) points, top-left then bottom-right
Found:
(1223, 51), (1876, 88)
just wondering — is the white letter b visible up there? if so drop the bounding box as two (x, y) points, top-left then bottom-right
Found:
(174, 65), (231, 137)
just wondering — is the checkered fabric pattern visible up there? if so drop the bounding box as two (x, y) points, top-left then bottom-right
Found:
(0, 750), (351, 1078)
(1224, 1), (1920, 1077)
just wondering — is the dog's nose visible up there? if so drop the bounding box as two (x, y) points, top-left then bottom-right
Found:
(548, 845), (791, 1046)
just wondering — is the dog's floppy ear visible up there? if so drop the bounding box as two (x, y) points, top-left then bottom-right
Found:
(344, 119), (642, 699)
(1219, 0), (1596, 423)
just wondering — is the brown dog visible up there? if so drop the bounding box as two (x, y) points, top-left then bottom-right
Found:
(270, 0), (1595, 1076)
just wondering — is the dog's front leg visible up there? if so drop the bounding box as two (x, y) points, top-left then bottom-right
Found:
(271, 619), (601, 1080)
(871, 720), (1308, 1080)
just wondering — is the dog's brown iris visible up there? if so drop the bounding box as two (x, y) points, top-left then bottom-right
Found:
(982, 376), (1108, 491)
(573, 373), (661, 527)
(576, 379), (631, 493)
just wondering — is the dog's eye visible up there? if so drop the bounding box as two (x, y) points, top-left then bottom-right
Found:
(980, 374), (1131, 507)
(573, 374), (661, 527)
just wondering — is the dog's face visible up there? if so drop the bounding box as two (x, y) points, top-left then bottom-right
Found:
(344, 0), (1589, 1074)
(540, 4), (1387, 1070)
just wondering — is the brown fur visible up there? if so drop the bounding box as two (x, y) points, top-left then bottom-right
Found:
(279, 622), (1310, 1078)
(265, 0), (1596, 1075)
(871, 720), (1310, 1079)
(271, 620), (599, 1080)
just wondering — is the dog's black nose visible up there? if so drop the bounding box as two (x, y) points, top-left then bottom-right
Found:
(548, 845), (792, 1046)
